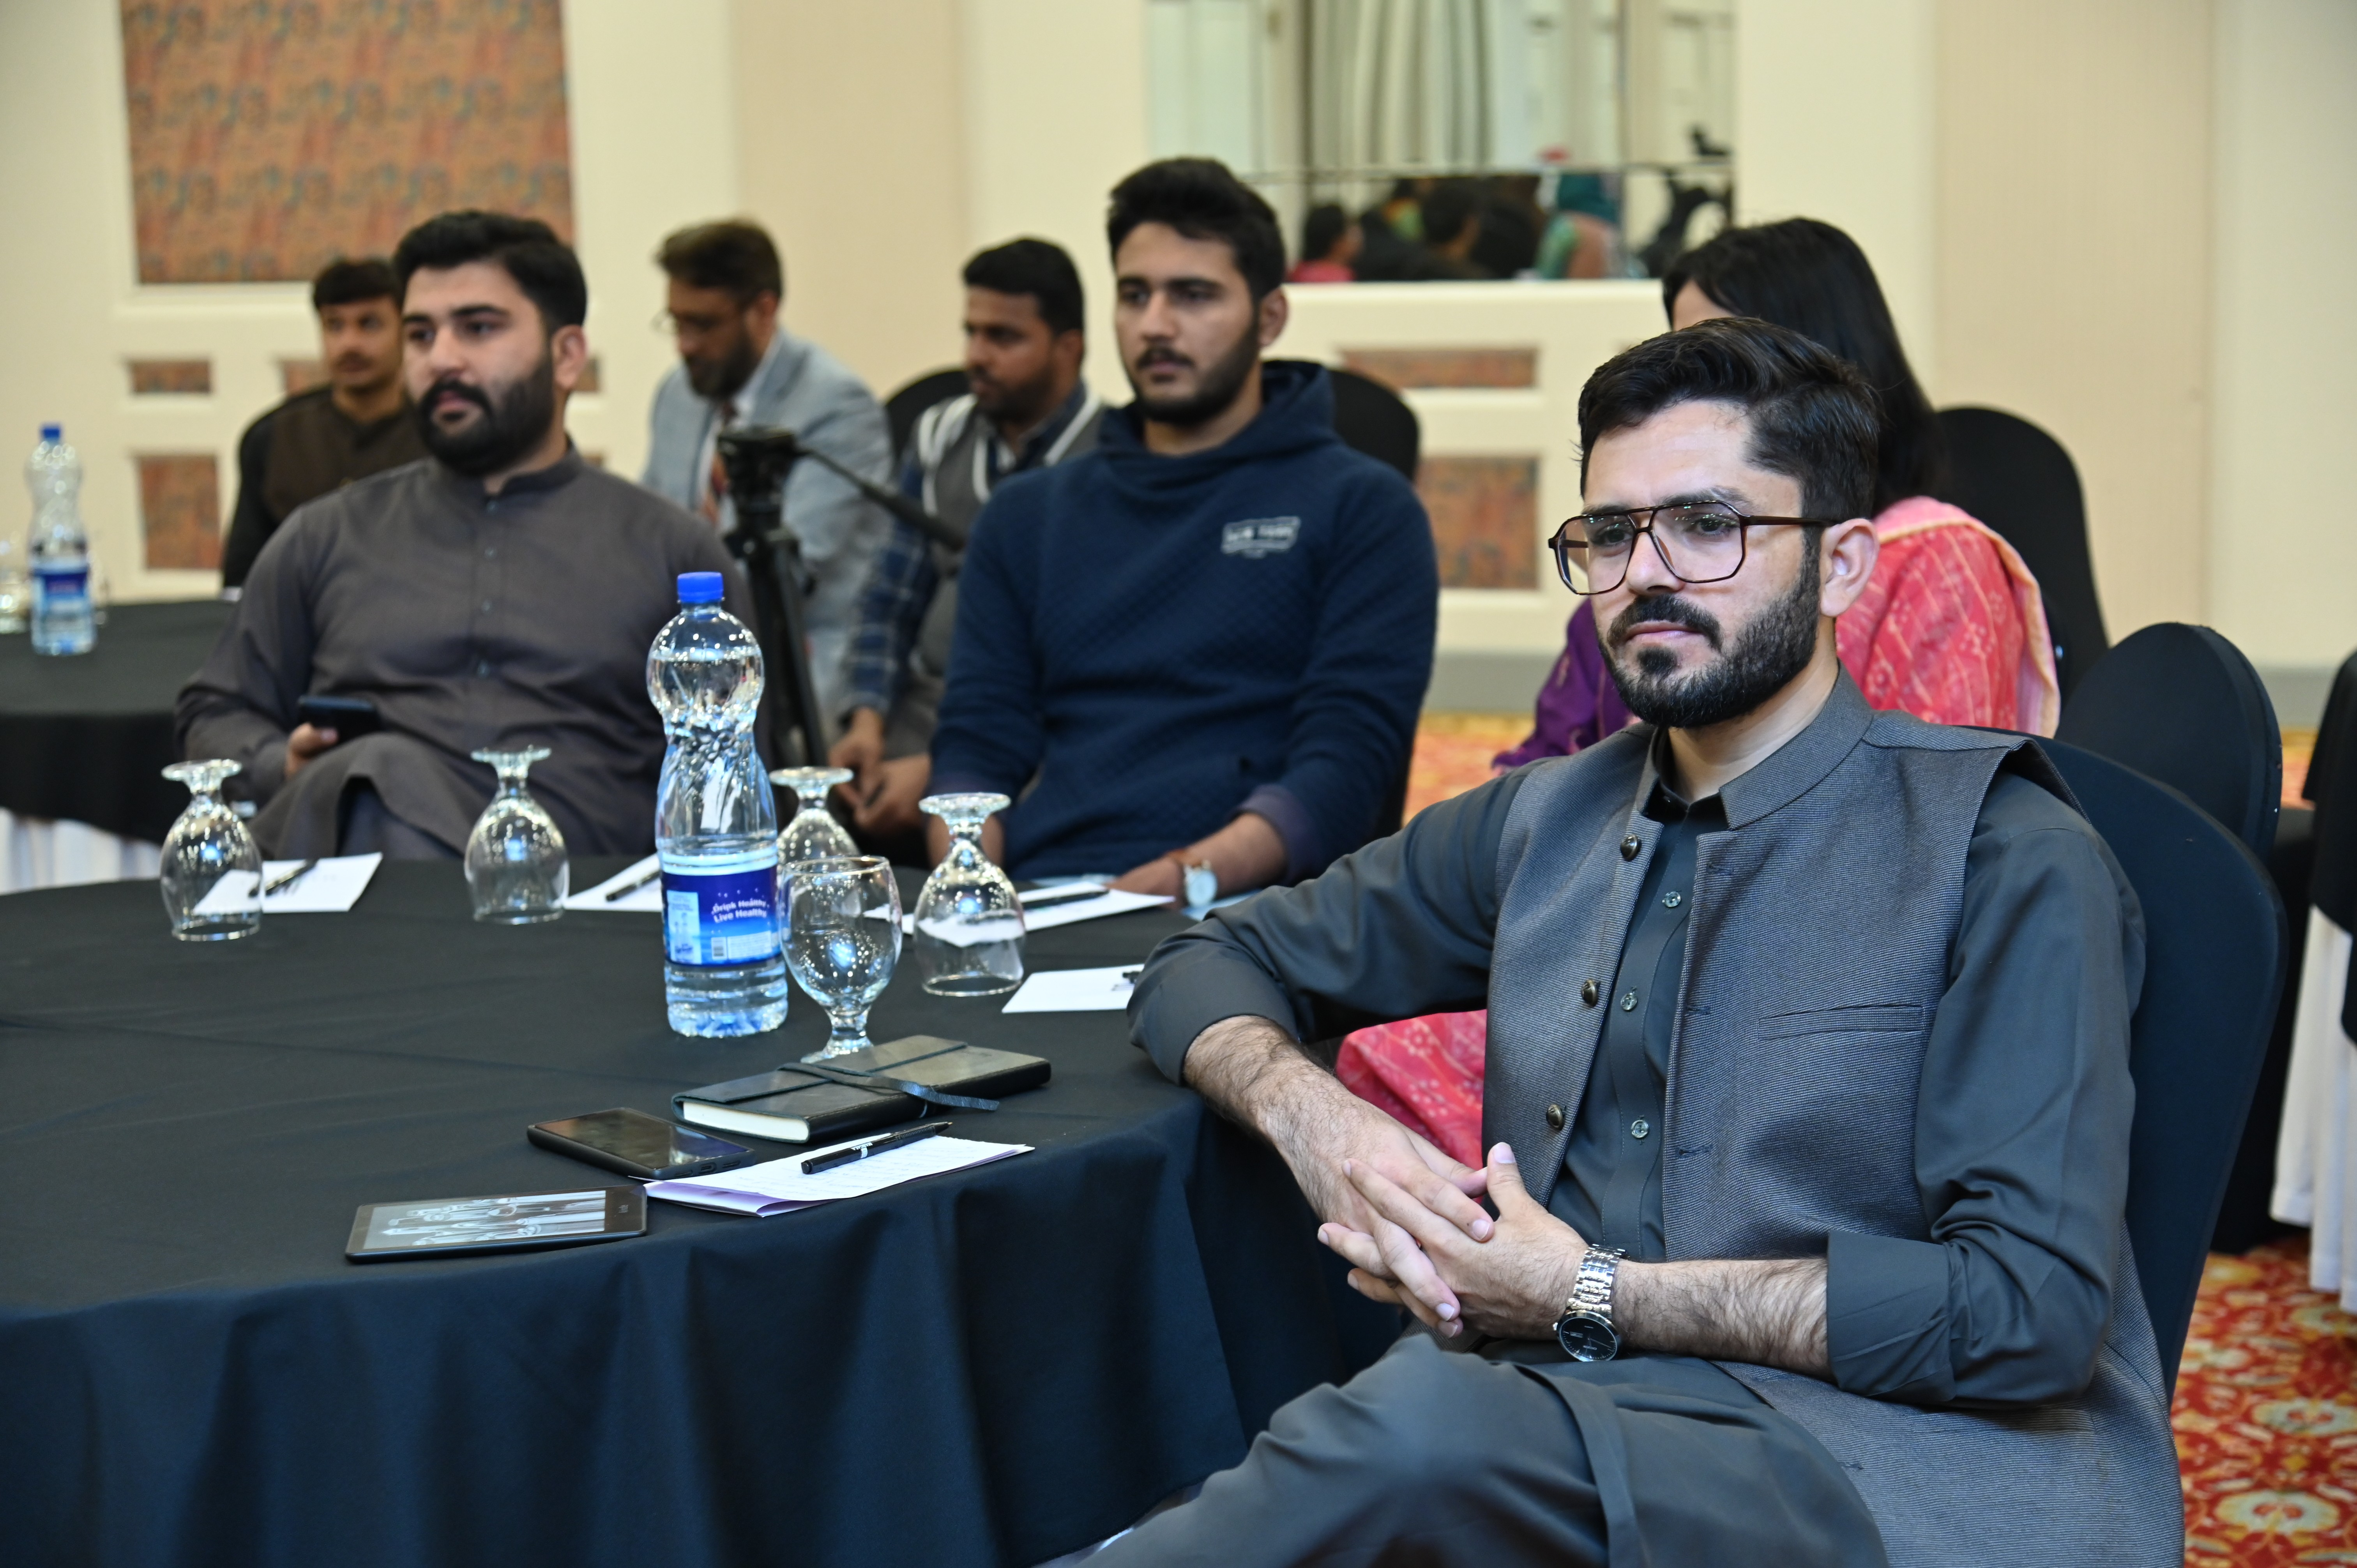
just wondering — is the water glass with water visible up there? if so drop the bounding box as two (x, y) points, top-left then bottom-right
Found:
(784, 855), (902, 1060)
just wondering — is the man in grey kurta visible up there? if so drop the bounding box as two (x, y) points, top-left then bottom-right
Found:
(178, 210), (752, 861)
(1104, 319), (2180, 1566)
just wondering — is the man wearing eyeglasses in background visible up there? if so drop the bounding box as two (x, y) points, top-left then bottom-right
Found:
(641, 220), (892, 722)
(1102, 316), (2177, 1566)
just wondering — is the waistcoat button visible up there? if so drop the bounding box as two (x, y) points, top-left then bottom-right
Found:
(1620, 835), (1641, 860)
(1663, 890), (1683, 909)
(1545, 1104), (1565, 1131)
(1620, 990), (1638, 1011)
(1630, 1119), (1650, 1140)
(1580, 979), (1599, 1006)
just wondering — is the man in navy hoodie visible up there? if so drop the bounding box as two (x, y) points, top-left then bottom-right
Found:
(928, 159), (1438, 898)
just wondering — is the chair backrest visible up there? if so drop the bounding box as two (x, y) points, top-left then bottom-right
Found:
(883, 367), (972, 464)
(2039, 738), (2287, 1388)
(2055, 622), (2283, 861)
(1937, 406), (2108, 700)
(1327, 367), (1420, 482)
(2306, 652), (2357, 1036)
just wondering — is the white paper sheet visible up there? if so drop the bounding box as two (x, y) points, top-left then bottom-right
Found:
(1000, 965), (1138, 1013)
(644, 1135), (1030, 1217)
(193, 853), (382, 916)
(565, 853), (661, 911)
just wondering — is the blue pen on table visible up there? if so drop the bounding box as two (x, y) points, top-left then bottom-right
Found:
(801, 1120), (954, 1175)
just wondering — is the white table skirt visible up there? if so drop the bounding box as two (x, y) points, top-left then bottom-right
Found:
(2272, 906), (2357, 1303)
(0, 809), (160, 895)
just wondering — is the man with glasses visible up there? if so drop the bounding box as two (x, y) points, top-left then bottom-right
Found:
(642, 220), (891, 720)
(1103, 317), (2176, 1566)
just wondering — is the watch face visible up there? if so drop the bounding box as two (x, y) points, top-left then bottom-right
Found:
(1556, 1311), (1620, 1362)
(1183, 865), (1218, 907)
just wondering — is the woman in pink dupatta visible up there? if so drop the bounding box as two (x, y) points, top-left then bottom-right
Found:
(1343, 219), (2061, 1167)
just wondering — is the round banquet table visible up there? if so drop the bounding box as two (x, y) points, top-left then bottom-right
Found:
(0, 862), (1393, 1568)
(0, 598), (233, 842)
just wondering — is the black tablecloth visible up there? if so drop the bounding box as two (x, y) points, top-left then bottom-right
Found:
(0, 598), (232, 841)
(0, 864), (1393, 1568)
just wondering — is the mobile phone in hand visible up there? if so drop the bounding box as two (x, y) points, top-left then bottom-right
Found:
(296, 694), (380, 739)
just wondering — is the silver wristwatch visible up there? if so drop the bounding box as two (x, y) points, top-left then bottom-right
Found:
(1554, 1245), (1627, 1362)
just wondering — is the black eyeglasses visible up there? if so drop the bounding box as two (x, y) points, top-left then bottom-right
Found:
(1549, 501), (1833, 595)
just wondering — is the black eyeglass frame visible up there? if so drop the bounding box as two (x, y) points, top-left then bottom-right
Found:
(1548, 502), (1836, 595)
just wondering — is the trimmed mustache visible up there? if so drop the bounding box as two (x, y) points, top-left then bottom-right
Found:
(424, 378), (490, 416)
(1606, 593), (1723, 652)
(1136, 348), (1194, 372)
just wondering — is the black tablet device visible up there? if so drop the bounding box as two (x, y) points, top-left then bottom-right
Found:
(345, 1185), (644, 1263)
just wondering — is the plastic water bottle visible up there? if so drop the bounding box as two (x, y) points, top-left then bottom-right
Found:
(27, 425), (94, 657)
(648, 570), (790, 1036)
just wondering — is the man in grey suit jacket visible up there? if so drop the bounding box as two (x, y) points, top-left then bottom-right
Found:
(643, 220), (891, 720)
(1107, 319), (2179, 1565)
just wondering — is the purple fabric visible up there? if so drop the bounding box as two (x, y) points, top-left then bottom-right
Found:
(1493, 600), (1634, 769)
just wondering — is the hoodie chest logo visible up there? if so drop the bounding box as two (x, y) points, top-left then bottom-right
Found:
(1221, 517), (1301, 558)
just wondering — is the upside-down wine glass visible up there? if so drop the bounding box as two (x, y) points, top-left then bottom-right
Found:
(770, 766), (857, 869)
(159, 759), (263, 941)
(783, 855), (903, 1060)
(911, 793), (1025, 997)
(465, 747), (569, 923)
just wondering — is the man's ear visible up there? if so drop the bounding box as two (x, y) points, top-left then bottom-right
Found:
(1818, 517), (1878, 618)
(550, 324), (591, 396)
(1257, 284), (1289, 350)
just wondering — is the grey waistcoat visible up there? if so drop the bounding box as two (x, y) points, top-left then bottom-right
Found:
(885, 391), (1103, 756)
(1487, 678), (2180, 1568)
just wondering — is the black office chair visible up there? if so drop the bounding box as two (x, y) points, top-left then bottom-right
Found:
(1938, 407), (2108, 701)
(884, 367), (970, 463)
(2040, 738), (2288, 1387)
(2055, 623), (2282, 861)
(1327, 366), (1420, 482)
(2309, 653), (2357, 1039)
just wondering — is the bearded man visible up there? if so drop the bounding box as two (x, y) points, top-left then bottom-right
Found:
(640, 220), (891, 721)
(177, 211), (751, 860)
(926, 158), (1437, 897)
(1098, 317), (2179, 1566)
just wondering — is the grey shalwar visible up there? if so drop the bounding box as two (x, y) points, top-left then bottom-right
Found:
(1115, 678), (2179, 1566)
(177, 450), (748, 858)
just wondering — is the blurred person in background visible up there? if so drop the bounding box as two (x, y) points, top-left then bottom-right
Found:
(1288, 203), (1360, 283)
(642, 220), (892, 721)
(219, 258), (428, 593)
(829, 238), (1106, 857)
(1353, 179), (1426, 281)
(1410, 179), (1490, 280)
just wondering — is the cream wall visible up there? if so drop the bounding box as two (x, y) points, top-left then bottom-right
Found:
(2208, 0), (2357, 677)
(1933, 0), (2215, 644)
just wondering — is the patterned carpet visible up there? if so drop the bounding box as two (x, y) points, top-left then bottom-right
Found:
(1408, 715), (2337, 1565)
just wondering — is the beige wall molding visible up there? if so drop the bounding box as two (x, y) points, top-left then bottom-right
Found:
(1342, 347), (1539, 391)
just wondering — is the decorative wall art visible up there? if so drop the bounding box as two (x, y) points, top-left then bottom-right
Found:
(121, 0), (574, 284)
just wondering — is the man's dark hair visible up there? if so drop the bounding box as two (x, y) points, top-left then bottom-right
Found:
(962, 238), (1085, 336)
(1420, 180), (1484, 247)
(655, 220), (784, 305)
(1301, 203), (1349, 263)
(1663, 218), (1944, 512)
(1578, 316), (1880, 523)
(311, 257), (398, 312)
(1106, 158), (1285, 300)
(393, 211), (586, 330)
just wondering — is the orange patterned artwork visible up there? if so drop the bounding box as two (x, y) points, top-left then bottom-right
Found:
(1417, 456), (1539, 589)
(120, 0), (574, 284)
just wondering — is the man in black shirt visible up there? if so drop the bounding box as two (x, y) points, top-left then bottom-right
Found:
(219, 258), (426, 592)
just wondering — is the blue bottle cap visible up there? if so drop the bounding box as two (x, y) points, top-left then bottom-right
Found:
(39, 424), (60, 442)
(677, 571), (725, 604)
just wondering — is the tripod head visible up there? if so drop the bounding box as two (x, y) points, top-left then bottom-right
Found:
(709, 425), (827, 766)
(715, 426), (804, 536)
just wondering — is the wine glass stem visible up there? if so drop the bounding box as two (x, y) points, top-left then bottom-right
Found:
(825, 1007), (871, 1053)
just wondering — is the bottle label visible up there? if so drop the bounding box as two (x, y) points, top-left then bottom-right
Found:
(32, 564), (88, 608)
(659, 849), (781, 967)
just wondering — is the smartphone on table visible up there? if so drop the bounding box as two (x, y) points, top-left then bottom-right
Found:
(528, 1108), (765, 1181)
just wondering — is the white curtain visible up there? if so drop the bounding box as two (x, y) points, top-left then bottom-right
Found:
(2273, 906), (2357, 1304)
(1307, 0), (1494, 182)
(0, 809), (159, 895)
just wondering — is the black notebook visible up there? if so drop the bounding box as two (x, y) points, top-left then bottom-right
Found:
(673, 1035), (1051, 1144)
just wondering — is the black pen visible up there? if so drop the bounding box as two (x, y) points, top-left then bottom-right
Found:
(263, 859), (318, 896)
(801, 1120), (953, 1175)
(603, 865), (661, 903)
(1019, 884), (1107, 909)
